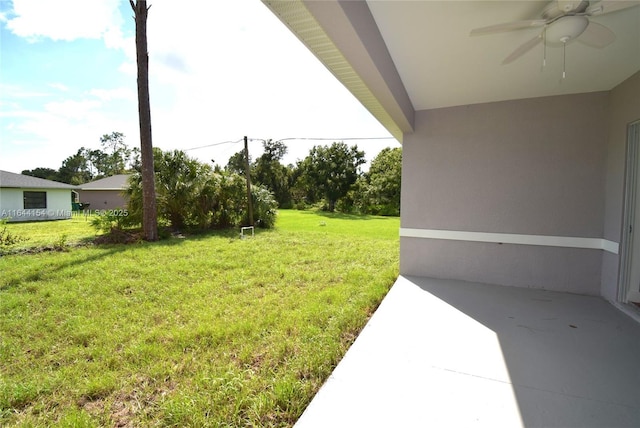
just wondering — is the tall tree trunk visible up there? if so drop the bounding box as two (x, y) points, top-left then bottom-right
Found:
(130, 0), (158, 241)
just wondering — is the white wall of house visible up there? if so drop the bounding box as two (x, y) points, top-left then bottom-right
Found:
(0, 188), (73, 222)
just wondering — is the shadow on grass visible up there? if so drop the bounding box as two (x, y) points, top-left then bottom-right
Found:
(178, 225), (274, 242)
(0, 245), (131, 292)
(300, 209), (399, 221)
(1, 224), (277, 291)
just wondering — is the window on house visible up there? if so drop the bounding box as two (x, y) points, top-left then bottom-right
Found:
(23, 191), (47, 209)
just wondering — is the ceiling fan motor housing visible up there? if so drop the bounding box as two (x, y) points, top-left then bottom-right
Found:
(543, 0), (590, 19)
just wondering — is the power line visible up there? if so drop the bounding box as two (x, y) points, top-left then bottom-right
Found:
(184, 136), (397, 152)
(254, 136), (395, 142)
(184, 138), (244, 152)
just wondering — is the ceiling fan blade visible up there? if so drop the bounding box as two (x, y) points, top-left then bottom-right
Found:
(586, 0), (640, 16)
(502, 33), (543, 64)
(470, 20), (547, 36)
(577, 21), (616, 47)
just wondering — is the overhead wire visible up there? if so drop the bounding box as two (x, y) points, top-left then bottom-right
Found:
(272, 136), (395, 142)
(183, 136), (397, 153)
(184, 138), (244, 152)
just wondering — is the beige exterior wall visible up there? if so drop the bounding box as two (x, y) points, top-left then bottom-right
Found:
(400, 91), (612, 295)
(0, 188), (73, 222)
(77, 190), (128, 211)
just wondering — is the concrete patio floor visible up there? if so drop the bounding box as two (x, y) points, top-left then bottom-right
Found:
(295, 276), (640, 427)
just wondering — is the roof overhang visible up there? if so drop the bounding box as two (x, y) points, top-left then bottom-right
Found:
(263, 0), (414, 142)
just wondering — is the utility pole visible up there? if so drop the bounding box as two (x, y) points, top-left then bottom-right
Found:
(243, 136), (254, 226)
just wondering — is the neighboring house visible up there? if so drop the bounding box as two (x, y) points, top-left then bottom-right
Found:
(77, 174), (131, 211)
(263, 1), (640, 304)
(0, 170), (76, 222)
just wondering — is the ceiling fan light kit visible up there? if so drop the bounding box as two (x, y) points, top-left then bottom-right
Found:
(470, 0), (639, 79)
(546, 16), (589, 44)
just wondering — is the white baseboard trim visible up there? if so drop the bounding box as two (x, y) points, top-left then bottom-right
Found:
(399, 228), (619, 255)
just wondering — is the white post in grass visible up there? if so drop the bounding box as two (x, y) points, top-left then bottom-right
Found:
(240, 226), (254, 239)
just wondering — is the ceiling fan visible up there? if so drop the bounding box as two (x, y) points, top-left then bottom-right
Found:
(470, 0), (640, 74)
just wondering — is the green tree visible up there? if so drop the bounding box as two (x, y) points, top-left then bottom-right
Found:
(261, 139), (287, 161)
(296, 142), (365, 212)
(225, 150), (249, 175)
(155, 150), (212, 230)
(85, 148), (108, 178)
(361, 147), (402, 216)
(98, 131), (132, 176)
(57, 149), (93, 184)
(21, 167), (59, 181)
(253, 140), (292, 208)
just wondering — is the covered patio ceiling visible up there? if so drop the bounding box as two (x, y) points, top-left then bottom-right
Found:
(367, 0), (640, 110)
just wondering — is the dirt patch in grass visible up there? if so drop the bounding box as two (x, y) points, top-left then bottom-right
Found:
(93, 229), (143, 245)
(79, 377), (176, 427)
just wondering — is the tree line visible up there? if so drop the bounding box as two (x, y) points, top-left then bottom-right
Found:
(22, 133), (401, 230)
(225, 139), (401, 216)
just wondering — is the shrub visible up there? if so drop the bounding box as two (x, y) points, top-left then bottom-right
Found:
(90, 210), (128, 234)
(124, 149), (279, 232)
(251, 186), (278, 228)
(0, 219), (28, 247)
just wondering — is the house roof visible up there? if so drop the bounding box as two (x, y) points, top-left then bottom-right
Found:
(78, 174), (131, 191)
(262, 0), (640, 141)
(0, 170), (77, 189)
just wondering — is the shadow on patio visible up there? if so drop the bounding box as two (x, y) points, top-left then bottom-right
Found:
(295, 276), (640, 427)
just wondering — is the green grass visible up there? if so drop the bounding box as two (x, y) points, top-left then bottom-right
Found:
(2, 215), (96, 251)
(0, 210), (399, 427)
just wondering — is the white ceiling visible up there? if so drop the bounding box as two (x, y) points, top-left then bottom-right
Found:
(366, 0), (640, 111)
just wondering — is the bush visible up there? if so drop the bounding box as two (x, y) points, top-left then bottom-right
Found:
(125, 150), (279, 232)
(252, 186), (278, 228)
(0, 219), (28, 247)
(207, 173), (246, 229)
(90, 210), (128, 234)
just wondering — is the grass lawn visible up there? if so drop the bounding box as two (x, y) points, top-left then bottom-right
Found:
(0, 210), (399, 427)
(1, 214), (97, 252)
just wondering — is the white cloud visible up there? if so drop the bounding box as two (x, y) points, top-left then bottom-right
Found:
(88, 87), (136, 101)
(44, 99), (102, 120)
(48, 82), (69, 91)
(0, 83), (50, 98)
(0, 101), (139, 173)
(6, 0), (122, 41)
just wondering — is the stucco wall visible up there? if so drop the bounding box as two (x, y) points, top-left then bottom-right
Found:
(400, 92), (610, 294)
(0, 188), (72, 222)
(601, 71), (640, 301)
(77, 190), (128, 211)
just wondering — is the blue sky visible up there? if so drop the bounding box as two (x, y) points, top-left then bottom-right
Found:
(0, 0), (397, 175)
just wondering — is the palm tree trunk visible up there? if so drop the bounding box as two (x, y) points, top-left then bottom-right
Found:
(130, 0), (158, 241)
